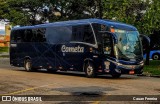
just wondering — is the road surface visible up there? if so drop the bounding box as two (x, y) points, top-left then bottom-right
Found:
(0, 58), (159, 104)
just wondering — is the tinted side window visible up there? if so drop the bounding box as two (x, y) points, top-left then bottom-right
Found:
(11, 28), (46, 43)
(72, 25), (83, 42)
(11, 30), (17, 43)
(23, 28), (46, 42)
(23, 29), (33, 42)
(72, 24), (95, 44)
(36, 28), (46, 42)
(83, 25), (95, 44)
(46, 26), (72, 44)
(17, 29), (25, 42)
(92, 23), (110, 43)
(11, 30), (25, 43)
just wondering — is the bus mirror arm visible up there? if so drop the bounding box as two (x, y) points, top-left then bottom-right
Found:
(111, 33), (118, 44)
(140, 35), (150, 46)
(140, 34), (150, 65)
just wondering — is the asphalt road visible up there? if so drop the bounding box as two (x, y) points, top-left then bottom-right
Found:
(0, 58), (160, 104)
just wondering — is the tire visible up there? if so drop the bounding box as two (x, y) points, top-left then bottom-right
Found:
(84, 62), (96, 78)
(24, 59), (35, 72)
(152, 54), (159, 60)
(111, 73), (121, 78)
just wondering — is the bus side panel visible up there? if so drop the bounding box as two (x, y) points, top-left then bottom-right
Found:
(55, 44), (71, 70)
(24, 43), (56, 69)
(11, 42), (56, 69)
(60, 43), (85, 71)
(57, 43), (100, 72)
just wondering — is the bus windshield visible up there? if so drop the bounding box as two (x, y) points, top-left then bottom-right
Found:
(114, 29), (142, 61)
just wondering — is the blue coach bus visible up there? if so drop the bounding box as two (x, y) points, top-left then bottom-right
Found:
(10, 19), (145, 78)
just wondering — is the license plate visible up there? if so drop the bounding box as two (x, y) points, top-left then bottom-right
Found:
(129, 70), (135, 74)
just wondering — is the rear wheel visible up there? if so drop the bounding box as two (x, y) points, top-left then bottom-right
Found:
(24, 59), (36, 72)
(84, 62), (96, 78)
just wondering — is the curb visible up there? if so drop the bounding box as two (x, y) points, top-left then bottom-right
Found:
(0, 53), (9, 58)
(137, 74), (160, 78)
(0, 55), (9, 58)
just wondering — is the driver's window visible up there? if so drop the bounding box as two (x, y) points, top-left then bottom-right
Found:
(102, 34), (113, 56)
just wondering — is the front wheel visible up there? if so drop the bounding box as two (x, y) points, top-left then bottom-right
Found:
(152, 54), (159, 60)
(84, 62), (96, 78)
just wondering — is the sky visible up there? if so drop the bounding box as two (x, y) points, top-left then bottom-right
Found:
(0, 21), (6, 35)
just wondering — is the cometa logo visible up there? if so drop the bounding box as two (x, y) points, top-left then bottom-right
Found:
(61, 45), (84, 53)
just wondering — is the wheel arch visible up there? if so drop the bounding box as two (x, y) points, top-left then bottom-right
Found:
(24, 56), (31, 63)
(152, 52), (160, 60)
(83, 58), (94, 72)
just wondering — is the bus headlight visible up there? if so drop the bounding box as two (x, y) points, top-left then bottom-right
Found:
(117, 63), (123, 66)
(139, 61), (144, 66)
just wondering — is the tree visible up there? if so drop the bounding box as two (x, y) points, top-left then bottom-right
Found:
(102, 0), (149, 33)
(0, 0), (53, 25)
(142, 0), (160, 35)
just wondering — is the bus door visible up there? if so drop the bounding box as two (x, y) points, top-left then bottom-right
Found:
(99, 31), (118, 71)
(100, 31), (117, 58)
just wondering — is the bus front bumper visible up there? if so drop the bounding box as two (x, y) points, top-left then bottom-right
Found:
(104, 61), (144, 75)
(115, 64), (144, 74)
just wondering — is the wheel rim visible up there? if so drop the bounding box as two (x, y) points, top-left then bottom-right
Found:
(26, 61), (31, 71)
(153, 55), (159, 60)
(87, 65), (93, 76)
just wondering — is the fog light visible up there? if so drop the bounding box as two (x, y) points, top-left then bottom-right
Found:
(49, 66), (52, 69)
(129, 70), (135, 74)
(98, 70), (102, 72)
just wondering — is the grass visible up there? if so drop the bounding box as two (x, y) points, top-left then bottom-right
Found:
(0, 47), (9, 53)
(144, 60), (160, 75)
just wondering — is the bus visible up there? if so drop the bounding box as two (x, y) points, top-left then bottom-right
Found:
(10, 19), (146, 78)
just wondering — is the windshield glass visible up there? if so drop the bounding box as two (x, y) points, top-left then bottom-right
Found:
(115, 29), (142, 60)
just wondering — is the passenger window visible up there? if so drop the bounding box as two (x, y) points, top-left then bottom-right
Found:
(83, 25), (95, 44)
(11, 30), (17, 42)
(72, 24), (95, 44)
(17, 30), (25, 42)
(11, 30), (25, 43)
(36, 28), (46, 42)
(31, 29), (37, 42)
(72, 25), (83, 42)
(92, 23), (110, 44)
(24, 29), (33, 42)
(46, 26), (72, 44)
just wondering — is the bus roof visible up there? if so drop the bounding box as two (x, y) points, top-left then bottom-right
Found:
(12, 18), (137, 31)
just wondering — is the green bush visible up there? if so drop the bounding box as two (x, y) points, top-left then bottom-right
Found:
(144, 60), (160, 75)
(0, 47), (9, 53)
